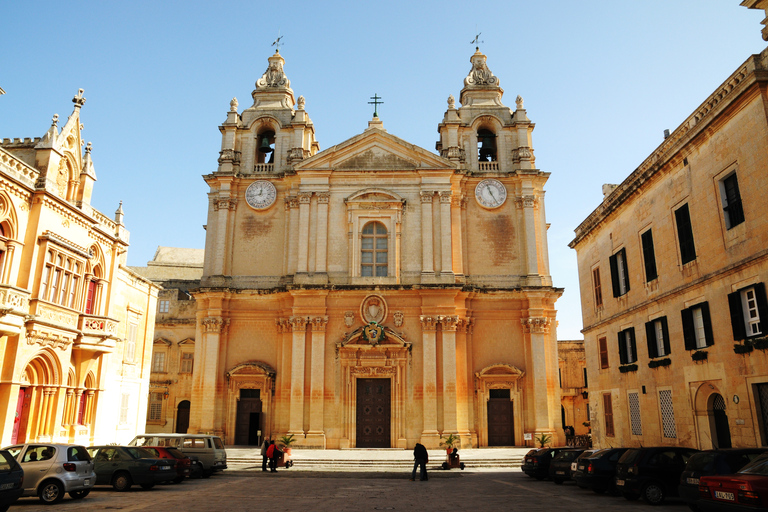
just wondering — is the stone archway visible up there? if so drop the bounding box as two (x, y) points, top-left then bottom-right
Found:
(709, 393), (731, 448)
(692, 381), (730, 449)
(14, 351), (62, 443)
(475, 364), (525, 447)
(225, 361), (275, 445)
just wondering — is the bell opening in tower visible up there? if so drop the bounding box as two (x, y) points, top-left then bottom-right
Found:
(477, 129), (497, 162)
(256, 130), (275, 164)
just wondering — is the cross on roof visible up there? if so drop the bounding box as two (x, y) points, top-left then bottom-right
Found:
(471, 31), (484, 50)
(368, 93), (384, 118)
(272, 32), (283, 51)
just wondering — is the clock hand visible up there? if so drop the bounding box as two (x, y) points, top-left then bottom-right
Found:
(488, 188), (497, 202)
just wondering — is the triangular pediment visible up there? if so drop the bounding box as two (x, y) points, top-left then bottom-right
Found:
(295, 128), (454, 172)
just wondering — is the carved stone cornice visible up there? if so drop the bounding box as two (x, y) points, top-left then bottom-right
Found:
(521, 316), (552, 334)
(25, 329), (74, 350)
(420, 191), (434, 203)
(275, 317), (290, 333)
(298, 192), (312, 204)
(214, 198), (237, 211)
(419, 315), (438, 331)
(311, 316), (329, 332)
(202, 316), (229, 334)
(438, 191), (453, 204)
(350, 366), (397, 376)
(515, 195), (537, 209)
(284, 196), (299, 209)
(440, 146), (465, 162)
(286, 147), (307, 164)
(316, 192), (330, 204)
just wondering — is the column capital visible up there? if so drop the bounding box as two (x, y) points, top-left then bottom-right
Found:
(298, 192), (312, 204)
(202, 316), (229, 334)
(458, 317), (474, 334)
(214, 197), (237, 211)
(420, 191), (435, 203)
(289, 316), (309, 331)
(438, 191), (453, 203)
(515, 195), (538, 209)
(420, 315), (439, 331)
(316, 192), (330, 204)
(439, 315), (460, 331)
(311, 316), (329, 331)
(285, 196), (299, 209)
(520, 316), (552, 334)
(275, 317), (290, 333)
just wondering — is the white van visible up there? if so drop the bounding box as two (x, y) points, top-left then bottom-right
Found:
(128, 434), (227, 477)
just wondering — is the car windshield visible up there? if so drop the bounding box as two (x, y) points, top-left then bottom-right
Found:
(686, 452), (716, 472)
(213, 438), (224, 450)
(166, 448), (185, 459)
(555, 451), (583, 462)
(738, 455), (768, 476)
(125, 447), (156, 459)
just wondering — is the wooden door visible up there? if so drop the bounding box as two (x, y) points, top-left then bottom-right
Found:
(487, 389), (514, 446)
(175, 400), (190, 434)
(356, 379), (391, 448)
(235, 399), (262, 445)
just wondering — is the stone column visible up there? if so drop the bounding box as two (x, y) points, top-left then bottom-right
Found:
(522, 316), (554, 435)
(288, 316), (308, 436)
(420, 192), (434, 278)
(73, 389), (83, 425)
(197, 316), (228, 433)
(297, 193), (312, 274)
(274, 318), (292, 435)
(212, 193), (235, 275)
(1, 243), (15, 284)
(439, 192), (453, 279)
(315, 193), (329, 276)
(420, 315), (439, 446)
(441, 316), (459, 433)
(307, 316), (328, 447)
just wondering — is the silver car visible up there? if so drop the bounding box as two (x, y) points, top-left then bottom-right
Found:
(3, 443), (95, 504)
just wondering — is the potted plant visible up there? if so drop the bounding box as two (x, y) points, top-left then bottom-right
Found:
(278, 434), (296, 454)
(439, 433), (459, 455)
(535, 433), (552, 448)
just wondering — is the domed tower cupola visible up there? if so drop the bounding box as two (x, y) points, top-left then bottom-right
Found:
(216, 50), (318, 176)
(437, 49), (536, 173)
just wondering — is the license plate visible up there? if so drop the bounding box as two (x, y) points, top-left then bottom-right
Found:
(84, 479), (90, 486)
(714, 491), (735, 501)
(556, 471), (565, 475)
(0, 483), (13, 490)
(578, 465), (584, 471)
(571, 463), (577, 470)
(686, 477), (699, 485)
(161, 466), (171, 470)
(616, 479), (625, 486)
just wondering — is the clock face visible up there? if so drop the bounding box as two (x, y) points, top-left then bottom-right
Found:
(475, 179), (507, 209)
(245, 180), (277, 210)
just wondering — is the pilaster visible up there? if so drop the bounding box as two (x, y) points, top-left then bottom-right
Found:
(439, 191), (453, 280)
(288, 315), (308, 435)
(197, 315), (228, 433)
(420, 192), (435, 280)
(315, 193), (329, 277)
(296, 193), (312, 274)
(441, 315), (459, 433)
(307, 316), (328, 447)
(521, 316), (555, 435)
(420, 315), (439, 446)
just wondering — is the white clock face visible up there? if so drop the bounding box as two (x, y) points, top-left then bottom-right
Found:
(475, 179), (507, 209)
(245, 180), (277, 210)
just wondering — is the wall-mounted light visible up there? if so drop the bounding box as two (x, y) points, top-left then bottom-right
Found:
(581, 391), (589, 400)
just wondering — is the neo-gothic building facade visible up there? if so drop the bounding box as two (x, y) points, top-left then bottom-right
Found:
(0, 91), (159, 446)
(189, 49), (562, 449)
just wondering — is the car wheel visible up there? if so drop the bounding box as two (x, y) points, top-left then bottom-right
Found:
(553, 478), (564, 485)
(173, 476), (185, 484)
(642, 482), (665, 506)
(622, 492), (640, 501)
(140, 483), (155, 490)
(112, 472), (133, 492)
(38, 479), (64, 504)
(202, 468), (213, 478)
(69, 489), (90, 499)
(0, 504), (9, 512)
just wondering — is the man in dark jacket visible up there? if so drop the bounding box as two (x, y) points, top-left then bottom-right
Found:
(260, 437), (270, 472)
(411, 443), (429, 481)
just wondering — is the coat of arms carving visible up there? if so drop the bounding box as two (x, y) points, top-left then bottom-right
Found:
(360, 294), (387, 325)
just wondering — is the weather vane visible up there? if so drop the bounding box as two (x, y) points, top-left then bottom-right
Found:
(271, 31), (283, 51)
(368, 93), (384, 118)
(471, 30), (484, 50)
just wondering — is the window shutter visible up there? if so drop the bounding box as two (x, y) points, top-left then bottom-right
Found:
(641, 230), (657, 281)
(681, 307), (695, 350)
(619, 248), (630, 293)
(599, 337), (609, 369)
(728, 291), (747, 341)
(610, 253), (620, 297)
(661, 317), (671, 356)
(700, 302), (714, 347)
(629, 328), (637, 362)
(645, 321), (657, 358)
(754, 283), (768, 329)
(618, 332), (627, 365)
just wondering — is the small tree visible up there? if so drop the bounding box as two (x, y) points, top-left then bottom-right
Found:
(278, 434), (296, 450)
(439, 433), (459, 450)
(535, 433), (552, 448)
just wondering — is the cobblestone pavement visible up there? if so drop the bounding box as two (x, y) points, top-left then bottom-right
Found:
(8, 470), (688, 512)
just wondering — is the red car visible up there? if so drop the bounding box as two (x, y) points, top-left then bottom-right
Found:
(140, 447), (192, 484)
(698, 453), (768, 511)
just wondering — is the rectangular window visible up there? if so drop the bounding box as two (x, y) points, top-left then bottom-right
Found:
(618, 328), (637, 365)
(609, 248), (630, 297)
(720, 172), (745, 229)
(592, 267), (603, 308)
(682, 302), (714, 350)
(675, 204), (697, 264)
(125, 323), (137, 363)
(598, 337), (609, 369)
(729, 284), (768, 340)
(645, 317), (670, 358)
(158, 300), (170, 313)
(640, 229), (658, 282)
(148, 393), (163, 421)
(152, 352), (166, 373)
(603, 393), (615, 437)
(119, 393), (130, 424)
(659, 389), (677, 438)
(583, 367), (588, 388)
(558, 368), (562, 388)
(180, 352), (194, 374)
(756, 383), (768, 446)
(628, 392), (642, 436)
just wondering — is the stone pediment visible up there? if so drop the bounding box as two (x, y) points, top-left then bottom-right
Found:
(294, 129), (454, 172)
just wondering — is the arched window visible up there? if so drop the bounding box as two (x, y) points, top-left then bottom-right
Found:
(361, 222), (387, 277)
(477, 129), (497, 162)
(256, 130), (275, 164)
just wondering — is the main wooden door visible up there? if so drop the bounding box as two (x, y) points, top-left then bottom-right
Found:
(356, 378), (391, 448)
(487, 389), (514, 446)
(175, 400), (190, 434)
(235, 398), (262, 446)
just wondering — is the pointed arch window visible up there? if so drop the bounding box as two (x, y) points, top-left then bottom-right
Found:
(361, 222), (388, 277)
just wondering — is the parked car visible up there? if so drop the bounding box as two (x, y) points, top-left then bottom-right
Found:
(548, 448), (585, 484)
(140, 446), (193, 483)
(87, 446), (176, 491)
(129, 434), (227, 477)
(572, 448), (628, 494)
(679, 448), (767, 509)
(3, 443), (95, 504)
(615, 446), (698, 505)
(0, 449), (23, 512)
(570, 448), (601, 475)
(522, 447), (570, 480)
(698, 452), (768, 511)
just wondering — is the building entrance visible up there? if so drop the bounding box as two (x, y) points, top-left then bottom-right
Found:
(235, 390), (262, 445)
(176, 400), (190, 433)
(487, 389), (514, 446)
(356, 378), (391, 448)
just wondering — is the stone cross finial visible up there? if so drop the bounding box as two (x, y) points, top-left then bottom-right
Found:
(72, 88), (86, 108)
(51, 114), (59, 127)
(230, 97), (238, 112)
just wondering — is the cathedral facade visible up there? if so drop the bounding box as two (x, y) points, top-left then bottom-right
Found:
(190, 50), (562, 448)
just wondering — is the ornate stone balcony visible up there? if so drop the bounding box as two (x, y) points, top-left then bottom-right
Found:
(478, 161), (499, 172)
(76, 314), (119, 352)
(0, 284), (31, 334)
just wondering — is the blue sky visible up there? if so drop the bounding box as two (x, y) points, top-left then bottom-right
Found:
(1, 1), (765, 340)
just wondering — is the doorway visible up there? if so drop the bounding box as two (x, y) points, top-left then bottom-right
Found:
(710, 393), (731, 448)
(176, 400), (190, 434)
(356, 379), (391, 448)
(12, 387), (31, 444)
(487, 389), (514, 446)
(235, 389), (262, 446)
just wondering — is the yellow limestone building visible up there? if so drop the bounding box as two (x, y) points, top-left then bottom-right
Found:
(191, 50), (562, 449)
(0, 91), (159, 446)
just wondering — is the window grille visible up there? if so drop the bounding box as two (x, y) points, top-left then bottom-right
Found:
(119, 393), (130, 424)
(148, 393), (163, 421)
(659, 389), (677, 438)
(628, 392), (642, 436)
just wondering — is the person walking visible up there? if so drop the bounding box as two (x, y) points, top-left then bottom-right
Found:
(411, 443), (428, 481)
(260, 437), (270, 472)
(266, 440), (276, 473)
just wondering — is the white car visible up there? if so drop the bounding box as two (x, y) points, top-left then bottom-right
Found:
(3, 443), (95, 504)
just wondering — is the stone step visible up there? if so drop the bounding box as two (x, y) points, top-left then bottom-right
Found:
(227, 456), (523, 470)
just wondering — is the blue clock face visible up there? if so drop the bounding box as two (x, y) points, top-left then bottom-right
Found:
(245, 180), (276, 210)
(475, 179), (506, 208)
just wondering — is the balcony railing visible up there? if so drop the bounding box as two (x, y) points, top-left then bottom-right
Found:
(254, 163), (274, 173)
(478, 161), (499, 171)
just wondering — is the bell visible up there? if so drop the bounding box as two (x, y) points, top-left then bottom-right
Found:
(479, 135), (496, 161)
(259, 135), (273, 153)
